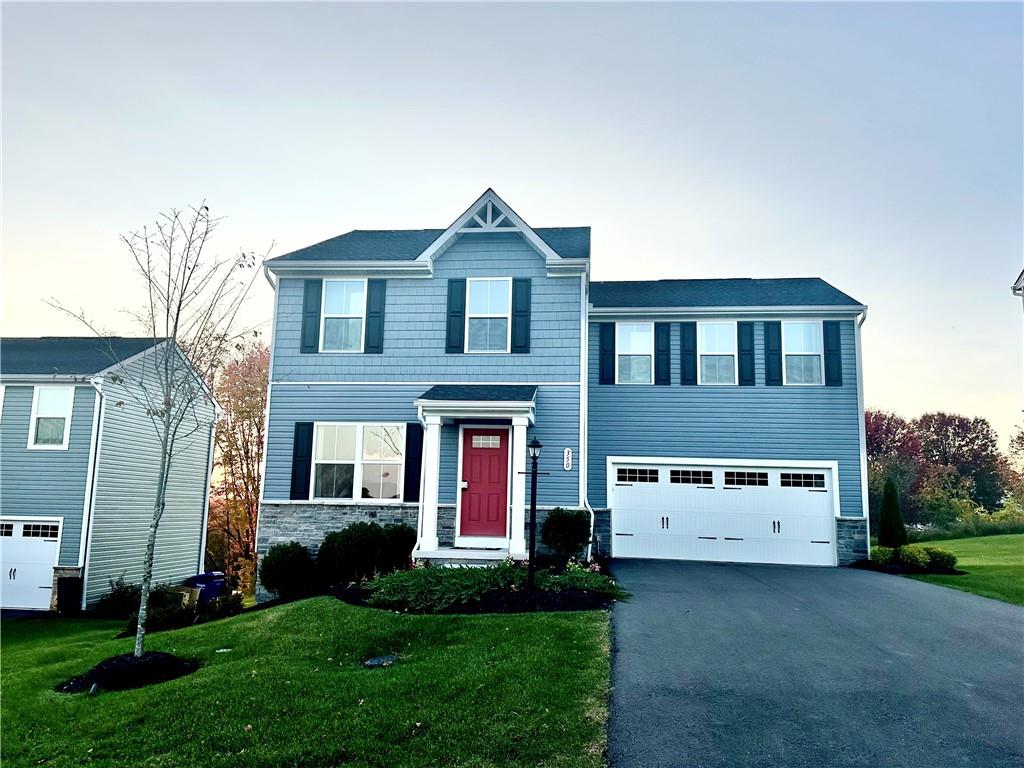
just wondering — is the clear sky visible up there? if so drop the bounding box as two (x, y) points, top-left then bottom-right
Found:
(2, 2), (1021, 445)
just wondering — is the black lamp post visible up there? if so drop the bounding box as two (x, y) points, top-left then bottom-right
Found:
(527, 437), (542, 589)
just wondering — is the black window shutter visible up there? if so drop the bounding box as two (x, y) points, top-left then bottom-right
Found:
(654, 323), (671, 385)
(765, 321), (783, 386)
(511, 278), (531, 353)
(300, 280), (322, 354)
(289, 422), (314, 500)
(445, 279), (466, 353)
(823, 321), (843, 386)
(680, 322), (697, 385)
(364, 279), (386, 353)
(598, 323), (615, 384)
(738, 322), (755, 386)
(403, 423), (424, 502)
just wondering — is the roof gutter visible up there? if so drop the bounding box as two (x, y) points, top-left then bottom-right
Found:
(587, 304), (868, 317)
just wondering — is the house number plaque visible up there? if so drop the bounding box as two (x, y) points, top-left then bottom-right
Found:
(563, 448), (573, 471)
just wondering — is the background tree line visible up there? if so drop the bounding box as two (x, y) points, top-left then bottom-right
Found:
(866, 409), (1024, 534)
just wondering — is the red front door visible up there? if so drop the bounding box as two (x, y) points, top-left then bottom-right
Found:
(460, 429), (509, 537)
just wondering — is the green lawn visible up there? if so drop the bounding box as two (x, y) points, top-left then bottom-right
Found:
(1, 598), (609, 768)
(909, 534), (1024, 605)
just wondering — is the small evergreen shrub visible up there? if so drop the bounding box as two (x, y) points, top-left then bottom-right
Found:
(540, 508), (591, 564)
(381, 523), (417, 573)
(878, 477), (909, 548)
(922, 546), (958, 571)
(198, 592), (244, 621)
(870, 546), (895, 566)
(259, 542), (318, 598)
(318, 523), (417, 585)
(94, 576), (142, 618)
(895, 545), (930, 570)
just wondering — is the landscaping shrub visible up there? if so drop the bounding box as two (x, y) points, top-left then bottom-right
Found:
(198, 592), (244, 621)
(922, 546), (958, 571)
(381, 523), (417, 573)
(260, 542), (318, 598)
(895, 545), (930, 571)
(94, 576), (142, 618)
(318, 523), (416, 585)
(541, 508), (591, 564)
(870, 546), (895, 566)
(365, 561), (627, 614)
(908, 506), (1024, 543)
(878, 477), (909, 548)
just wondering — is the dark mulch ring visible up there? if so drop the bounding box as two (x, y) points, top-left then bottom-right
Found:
(55, 651), (200, 694)
(851, 560), (964, 576)
(333, 583), (613, 614)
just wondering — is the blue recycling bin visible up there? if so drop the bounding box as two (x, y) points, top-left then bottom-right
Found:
(188, 571), (226, 605)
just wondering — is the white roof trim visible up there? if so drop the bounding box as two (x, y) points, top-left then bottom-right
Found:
(588, 304), (868, 317)
(1013, 269), (1024, 296)
(415, 189), (563, 266)
(265, 259), (433, 277)
(413, 396), (536, 425)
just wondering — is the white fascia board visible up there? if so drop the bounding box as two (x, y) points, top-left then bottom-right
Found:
(415, 189), (563, 266)
(265, 260), (433, 278)
(0, 374), (89, 383)
(546, 260), (589, 277)
(588, 304), (868, 317)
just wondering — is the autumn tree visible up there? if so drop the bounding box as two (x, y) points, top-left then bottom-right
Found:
(914, 413), (1006, 510)
(865, 409), (923, 522)
(207, 341), (268, 592)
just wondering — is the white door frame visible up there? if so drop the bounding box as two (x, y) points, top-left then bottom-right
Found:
(454, 424), (513, 548)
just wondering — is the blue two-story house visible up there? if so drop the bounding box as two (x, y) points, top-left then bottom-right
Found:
(257, 189), (868, 581)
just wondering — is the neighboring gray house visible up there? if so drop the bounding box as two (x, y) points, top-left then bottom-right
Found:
(0, 337), (216, 610)
(256, 189), (869, 588)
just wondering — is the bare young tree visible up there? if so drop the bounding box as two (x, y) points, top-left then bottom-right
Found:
(53, 204), (261, 657)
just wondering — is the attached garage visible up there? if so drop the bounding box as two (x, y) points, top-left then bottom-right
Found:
(0, 517), (61, 610)
(608, 458), (838, 566)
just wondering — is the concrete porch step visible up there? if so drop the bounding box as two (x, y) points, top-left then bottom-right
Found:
(414, 548), (509, 560)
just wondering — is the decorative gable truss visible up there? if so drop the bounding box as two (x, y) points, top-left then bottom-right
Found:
(416, 189), (587, 277)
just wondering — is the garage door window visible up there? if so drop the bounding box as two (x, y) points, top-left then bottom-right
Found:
(22, 523), (59, 539)
(697, 322), (737, 385)
(725, 471), (768, 487)
(0, 523), (12, 537)
(29, 386), (74, 450)
(617, 467), (659, 483)
(670, 469), (713, 485)
(781, 472), (826, 488)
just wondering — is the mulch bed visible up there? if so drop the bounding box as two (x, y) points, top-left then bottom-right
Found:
(851, 560), (964, 576)
(55, 651), (200, 694)
(333, 583), (613, 614)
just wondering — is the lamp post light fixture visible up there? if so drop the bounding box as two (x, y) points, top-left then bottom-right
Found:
(527, 437), (542, 589)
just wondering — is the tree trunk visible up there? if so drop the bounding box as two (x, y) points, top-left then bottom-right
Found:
(134, 414), (172, 658)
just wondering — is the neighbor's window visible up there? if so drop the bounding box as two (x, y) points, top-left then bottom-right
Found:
(698, 322), (737, 385)
(466, 278), (511, 352)
(313, 423), (405, 501)
(29, 386), (74, 449)
(782, 322), (824, 385)
(616, 322), (654, 384)
(321, 279), (366, 352)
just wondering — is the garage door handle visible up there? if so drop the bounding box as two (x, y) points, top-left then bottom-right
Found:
(8, 568), (14, 580)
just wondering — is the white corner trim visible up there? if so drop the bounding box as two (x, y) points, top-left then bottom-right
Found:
(77, 382), (103, 567)
(198, 421), (216, 574)
(855, 309), (871, 558)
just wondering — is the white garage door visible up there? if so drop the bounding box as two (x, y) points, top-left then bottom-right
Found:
(610, 461), (836, 566)
(0, 519), (61, 610)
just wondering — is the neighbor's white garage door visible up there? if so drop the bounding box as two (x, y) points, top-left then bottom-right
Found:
(610, 461), (836, 566)
(0, 519), (61, 610)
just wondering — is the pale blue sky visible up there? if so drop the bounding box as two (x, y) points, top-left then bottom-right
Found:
(2, 2), (1021, 444)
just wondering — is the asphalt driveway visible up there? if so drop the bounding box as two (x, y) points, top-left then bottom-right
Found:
(609, 560), (1024, 768)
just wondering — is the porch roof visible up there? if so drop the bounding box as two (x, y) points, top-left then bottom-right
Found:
(417, 384), (537, 403)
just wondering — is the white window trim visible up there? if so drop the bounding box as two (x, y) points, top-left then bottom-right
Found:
(309, 421), (406, 504)
(27, 385), (75, 450)
(614, 321), (655, 385)
(781, 319), (826, 387)
(464, 277), (512, 354)
(319, 278), (368, 354)
(696, 320), (739, 386)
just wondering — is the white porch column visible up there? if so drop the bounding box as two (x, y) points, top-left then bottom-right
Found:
(509, 417), (529, 557)
(418, 415), (443, 552)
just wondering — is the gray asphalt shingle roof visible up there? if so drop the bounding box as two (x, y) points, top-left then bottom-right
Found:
(589, 278), (862, 309)
(268, 227), (591, 262)
(0, 337), (161, 376)
(417, 385), (538, 402)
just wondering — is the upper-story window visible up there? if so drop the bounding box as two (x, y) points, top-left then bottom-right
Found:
(616, 322), (654, 384)
(313, 422), (405, 501)
(321, 279), (366, 352)
(783, 321), (824, 385)
(466, 277), (511, 353)
(697, 321), (737, 385)
(28, 385), (74, 450)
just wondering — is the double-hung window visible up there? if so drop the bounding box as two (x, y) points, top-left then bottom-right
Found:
(312, 423), (405, 501)
(697, 321), (737, 385)
(782, 321), (824, 385)
(466, 277), (511, 352)
(616, 322), (654, 384)
(28, 386), (74, 449)
(321, 279), (366, 352)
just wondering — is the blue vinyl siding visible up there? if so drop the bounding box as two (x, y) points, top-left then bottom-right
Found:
(0, 384), (96, 566)
(586, 319), (864, 516)
(271, 232), (582, 383)
(263, 384), (580, 507)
